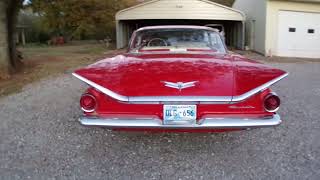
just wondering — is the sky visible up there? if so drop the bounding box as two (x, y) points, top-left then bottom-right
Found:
(23, 0), (30, 5)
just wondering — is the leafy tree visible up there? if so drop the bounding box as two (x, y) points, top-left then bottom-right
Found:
(27, 0), (234, 42)
(29, 0), (138, 40)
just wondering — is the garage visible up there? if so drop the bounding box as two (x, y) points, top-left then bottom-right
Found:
(115, 0), (246, 49)
(234, 0), (320, 58)
(277, 11), (320, 58)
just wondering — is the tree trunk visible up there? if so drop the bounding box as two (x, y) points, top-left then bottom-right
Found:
(7, 0), (23, 71)
(0, 0), (10, 79)
(0, 0), (23, 79)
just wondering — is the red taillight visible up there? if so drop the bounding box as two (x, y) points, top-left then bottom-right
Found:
(80, 94), (97, 112)
(264, 93), (280, 112)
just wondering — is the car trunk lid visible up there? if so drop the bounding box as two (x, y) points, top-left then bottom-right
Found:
(74, 53), (234, 98)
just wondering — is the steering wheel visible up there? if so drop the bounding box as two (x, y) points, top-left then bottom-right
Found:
(147, 38), (168, 47)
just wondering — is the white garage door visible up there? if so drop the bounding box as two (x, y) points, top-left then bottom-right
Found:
(277, 11), (320, 58)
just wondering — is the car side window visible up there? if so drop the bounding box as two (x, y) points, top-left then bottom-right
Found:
(209, 33), (221, 47)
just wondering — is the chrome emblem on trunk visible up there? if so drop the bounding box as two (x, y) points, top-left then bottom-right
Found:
(162, 81), (198, 91)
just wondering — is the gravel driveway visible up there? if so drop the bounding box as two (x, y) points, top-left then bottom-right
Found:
(1, 56), (320, 180)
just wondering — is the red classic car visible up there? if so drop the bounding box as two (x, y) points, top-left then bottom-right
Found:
(73, 25), (288, 132)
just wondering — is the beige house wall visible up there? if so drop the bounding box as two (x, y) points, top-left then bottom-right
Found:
(233, 0), (267, 54)
(265, 1), (320, 56)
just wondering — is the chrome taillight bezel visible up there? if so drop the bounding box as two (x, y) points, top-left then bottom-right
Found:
(80, 93), (97, 113)
(263, 92), (281, 113)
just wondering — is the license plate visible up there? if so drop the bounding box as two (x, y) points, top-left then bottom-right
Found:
(163, 105), (197, 125)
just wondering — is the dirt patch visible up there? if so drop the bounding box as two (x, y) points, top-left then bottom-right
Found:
(0, 44), (124, 97)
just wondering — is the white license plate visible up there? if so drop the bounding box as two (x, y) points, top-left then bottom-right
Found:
(163, 105), (197, 125)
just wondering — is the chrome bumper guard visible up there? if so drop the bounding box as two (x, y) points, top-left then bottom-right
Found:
(79, 114), (281, 129)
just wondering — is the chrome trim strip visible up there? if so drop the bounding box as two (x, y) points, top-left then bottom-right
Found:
(232, 73), (289, 102)
(79, 114), (281, 129)
(72, 73), (129, 102)
(128, 96), (232, 104)
(73, 72), (289, 104)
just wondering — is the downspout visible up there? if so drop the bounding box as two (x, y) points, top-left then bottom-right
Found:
(241, 21), (246, 50)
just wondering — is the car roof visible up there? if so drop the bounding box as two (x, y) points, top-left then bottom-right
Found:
(135, 25), (219, 32)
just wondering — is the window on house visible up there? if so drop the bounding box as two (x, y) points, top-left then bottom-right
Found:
(289, 28), (296, 32)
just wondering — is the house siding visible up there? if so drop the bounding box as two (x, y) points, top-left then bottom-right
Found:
(233, 0), (267, 54)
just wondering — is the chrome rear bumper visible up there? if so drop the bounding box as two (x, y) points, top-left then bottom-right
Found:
(79, 114), (281, 129)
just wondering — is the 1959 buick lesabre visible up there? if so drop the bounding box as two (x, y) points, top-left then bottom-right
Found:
(73, 25), (288, 132)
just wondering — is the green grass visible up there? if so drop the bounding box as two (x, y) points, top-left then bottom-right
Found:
(22, 44), (109, 58)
